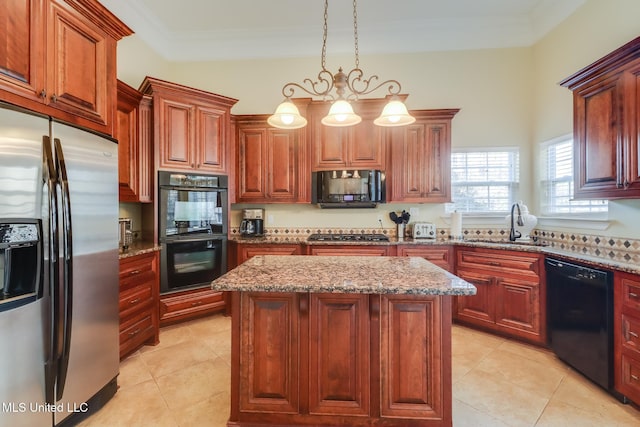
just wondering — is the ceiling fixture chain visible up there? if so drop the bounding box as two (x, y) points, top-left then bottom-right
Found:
(267, 0), (416, 129)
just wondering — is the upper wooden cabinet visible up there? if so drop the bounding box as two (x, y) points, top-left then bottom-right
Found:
(387, 109), (459, 203)
(235, 114), (309, 203)
(117, 80), (152, 203)
(560, 37), (640, 199)
(0, 0), (132, 136)
(139, 76), (238, 174)
(309, 98), (388, 171)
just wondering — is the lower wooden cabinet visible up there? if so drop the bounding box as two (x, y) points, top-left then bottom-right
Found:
(159, 287), (226, 326)
(231, 241), (303, 268)
(614, 271), (640, 404)
(308, 245), (394, 256)
(454, 247), (546, 345)
(119, 252), (160, 359)
(232, 292), (450, 426)
(397, 245), (452, 271)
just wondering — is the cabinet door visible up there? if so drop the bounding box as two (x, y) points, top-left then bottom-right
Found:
(308, 294), (370, 416)
(237, 126), (267, 200)
(268, 128), (300, 200)
(422, 121), (450, 201)
(348, 113), (385, 169)
(573, 76), (624, 198)
(137, 95), (153, 202)
(157, 97), (195, 170)
(380, 295), (447, 420)
(196, 105), (227, 173)
(392, 122), (426, 200)
(312, 122), (350, 169)
(0, 0), (44, 102)
(455, 269), (494, 325)
(47, 0), (111, 126)
(117, 80), (142, 202)
(239, 292), (300, 414)
(494, 277), (540, 338)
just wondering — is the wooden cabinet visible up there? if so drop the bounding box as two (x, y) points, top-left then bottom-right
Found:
(231, 242), (303, 268)
(309, 98), (388, 171)
(119, 252), (160, 359)
(614, 271), (640, 404)
(139, 76), (238, 174)
(0, 0), (132, 136)
(159, 287), (226, 326)
(397, 245), (452, 272)
(308, 245), (394, 256)
(388, 110), (459, 203)
(454, 247), (546, 345)
(117, 80), (152, 203)
(235, 114), (309, 203)
(232, 291), (450, 426)
(560, 36), (640, 199)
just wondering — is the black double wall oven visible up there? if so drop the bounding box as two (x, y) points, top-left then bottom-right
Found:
(158, 171), (228, 295)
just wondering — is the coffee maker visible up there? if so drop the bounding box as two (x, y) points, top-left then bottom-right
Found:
(240, 208), (264, 237)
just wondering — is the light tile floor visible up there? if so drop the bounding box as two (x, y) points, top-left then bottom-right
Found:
(80, 314), (640, 427)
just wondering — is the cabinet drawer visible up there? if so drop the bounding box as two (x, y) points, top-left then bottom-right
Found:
(119, 254), (157, 291)
(119, 284), (153, 319)
(456, 249), (540, 278)
(119, 311), (155, 357)
(160, 289), (225, 325)
(622, 314), (640, 353)
(622, 278), (640, 311)
(620, 353), (640, 401)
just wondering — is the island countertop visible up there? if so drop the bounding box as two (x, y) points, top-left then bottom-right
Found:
(211, 255), (476, 296)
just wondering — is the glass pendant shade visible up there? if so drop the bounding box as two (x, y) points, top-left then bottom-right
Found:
(321, 100), (362, 127)
(267, 100), (308, 129)
(373, 99), (416, 126)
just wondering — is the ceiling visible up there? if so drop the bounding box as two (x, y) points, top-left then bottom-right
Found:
(99, 0), (586, 62)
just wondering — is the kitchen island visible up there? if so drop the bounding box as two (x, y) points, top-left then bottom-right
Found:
(211, 255), (476, 427)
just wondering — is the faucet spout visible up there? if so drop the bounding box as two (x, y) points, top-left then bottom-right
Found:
(509, 202), (523, 242)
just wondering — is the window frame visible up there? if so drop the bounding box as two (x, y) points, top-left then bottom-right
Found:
(449, 147), (520, 215)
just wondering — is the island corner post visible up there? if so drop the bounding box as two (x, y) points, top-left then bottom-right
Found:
(212, 255), (476, 427)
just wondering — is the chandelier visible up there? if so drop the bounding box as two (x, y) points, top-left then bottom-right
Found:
(267, 0), (415, 129)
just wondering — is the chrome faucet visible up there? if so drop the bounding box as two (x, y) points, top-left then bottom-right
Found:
(509, 202), (525, 242)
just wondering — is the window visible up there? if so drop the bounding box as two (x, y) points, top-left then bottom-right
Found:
(450, 148), (519, 213)
(540, 136), (607, 215)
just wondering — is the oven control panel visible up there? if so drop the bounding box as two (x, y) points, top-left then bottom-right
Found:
(412, 222), (436, 239)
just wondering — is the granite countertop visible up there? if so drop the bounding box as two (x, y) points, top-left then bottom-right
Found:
(211, 255), (477, 296)
(119, 241), (162, 259)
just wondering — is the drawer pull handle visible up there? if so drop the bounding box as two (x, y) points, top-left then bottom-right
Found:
(129, 269), (141, 276)
(629, 331), (639, 338)
(630, 292), (639, 298)
(191, 301), (203, 306)
(128, 328), (141, 337)
(632, 374), (639, 381)
(488, 262), (501, 266)
(129, 298), (140, 305)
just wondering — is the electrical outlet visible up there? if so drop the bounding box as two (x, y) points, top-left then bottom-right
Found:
(409, 207), (419, 216)
(267, 214), (274, 224)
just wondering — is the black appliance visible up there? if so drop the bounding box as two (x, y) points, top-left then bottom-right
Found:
(158, 171), (228, 294)
(312, 170), (386, 208)
(546, 258), (617, 396)
(307, 233), (390, 242)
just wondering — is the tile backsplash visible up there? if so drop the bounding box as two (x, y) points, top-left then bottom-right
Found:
(231, 226), (640, 265)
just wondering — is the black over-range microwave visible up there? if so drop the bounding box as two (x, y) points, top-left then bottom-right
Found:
(312, 170), (386, 208)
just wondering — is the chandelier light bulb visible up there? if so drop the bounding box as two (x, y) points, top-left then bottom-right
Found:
(281, 114), (294, 125)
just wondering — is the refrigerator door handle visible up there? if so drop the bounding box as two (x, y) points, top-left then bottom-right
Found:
(42, 135), (59, 405)
(53, 138), (73, 401)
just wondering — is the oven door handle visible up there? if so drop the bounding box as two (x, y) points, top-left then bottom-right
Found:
(165, 237), (226, 244)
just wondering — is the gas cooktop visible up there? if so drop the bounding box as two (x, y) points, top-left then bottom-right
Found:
(307, 233), (390, 242)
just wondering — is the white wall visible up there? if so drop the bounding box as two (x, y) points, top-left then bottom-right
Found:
(114, 0), (640, 237)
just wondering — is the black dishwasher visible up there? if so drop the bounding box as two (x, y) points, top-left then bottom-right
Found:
(546, 258), (614, 392)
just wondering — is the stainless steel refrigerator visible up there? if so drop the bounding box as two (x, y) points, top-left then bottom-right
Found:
(0, 103), (119, 426)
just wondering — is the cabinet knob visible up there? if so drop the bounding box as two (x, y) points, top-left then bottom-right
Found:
(629, 330), (639, 338)
(51, 94), (58, 103)
(632, 374), (639, 381)
(39, 90), (46, 99)
(128, 269), (141, 276)
(129, 298), (140, 305)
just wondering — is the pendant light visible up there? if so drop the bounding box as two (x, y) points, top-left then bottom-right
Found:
(268, 0), (415, 129)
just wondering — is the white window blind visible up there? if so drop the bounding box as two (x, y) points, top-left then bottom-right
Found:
(450, 149), (519, 213)
(541, 137), (607, 214)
